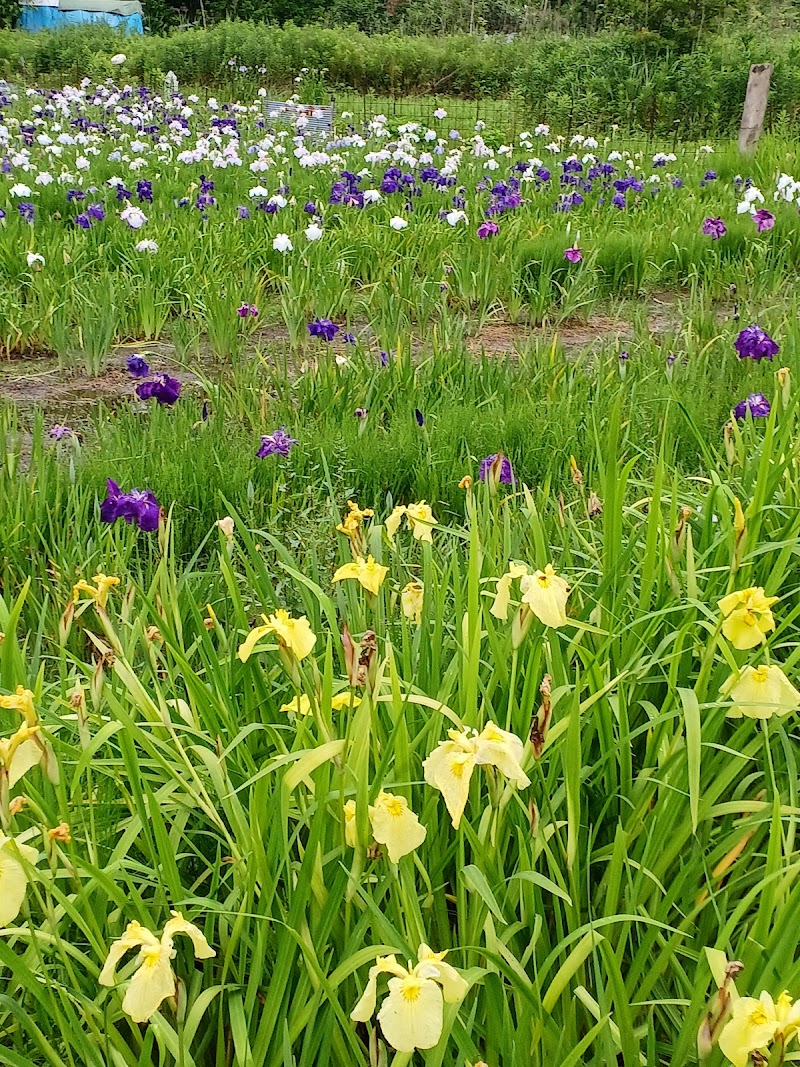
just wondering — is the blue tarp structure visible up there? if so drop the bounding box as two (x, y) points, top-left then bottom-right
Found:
(19, 4), (143, 32)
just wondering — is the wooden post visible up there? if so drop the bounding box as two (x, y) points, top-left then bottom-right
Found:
(739, 63), (773, 155)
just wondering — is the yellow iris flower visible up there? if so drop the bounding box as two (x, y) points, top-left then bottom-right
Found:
(337, 500), (374, 541)
(719, 990), (800, 1067)
(400, 581), (424, 625)
(279, 691), (362, 716)
(0, 723), (43, 788)
(0, 833), (39, 927)
(0, 686), (38, 727)
(718, 587), (778, 650)
(721, 664), (800, 719)
(345, 791), (427, 863)
(72, 573), (120, 609)
(238, 609), (317, 663)
(333, 555), (388, 595)
(385, 502), (437, 544)
(99, 912), (215, 1024)
(351, 944), (468, 1052)
(423, 722), (530, 828)
(491, 562), (570, 628)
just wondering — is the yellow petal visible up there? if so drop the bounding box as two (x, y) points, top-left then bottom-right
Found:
(378, 975), (444, 1052)
(520, 565), (570, 628)
(490, 562), (528, 621)
(423, 737), (477, 829)
(331, 691), (362, 711)
(401, 581), (424, 625)
(475, 722), (531, 788)
(368, 791), (427, 863)
(384, 506), (407, 544)
(162, 912), (215, 960)
(0, 835), (38, 927)
(237, 619), (272, 662)
(343, 799), (358, 848)
(405, 502), (436, 543)
(121, 947), (176, 1023)
(721, 664), (800, 719)
(279, 694), (312, 716)
(267, 609), (317, 661)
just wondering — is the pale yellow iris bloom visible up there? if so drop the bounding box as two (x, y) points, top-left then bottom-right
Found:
(401, 581), (424, 625)
(99, 912), (215, 1023)
(719, 990), (800, 1067)
(238, 609), (317, 663)
(491, 562), (570, 628)
(344, 791), (427, 863)
(279, 691), (362, 716)
(351, 944), (468, 1052)
(718, 587), (778, 650)
(0, 833), (39, 927)
(333, 555), (388, 595)
(0, 687), (38, 727)
(337, 500), (374, 541)
(72, 573), (120, 609)
(721, 664), (800, 719)
(423, 722), (530, 828)
(385, 502), (437, 544)
(0, 723), (43, 788)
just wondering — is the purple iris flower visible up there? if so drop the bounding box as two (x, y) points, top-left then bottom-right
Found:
(257, 427), (298, 458)
(703, 170), (717, 182)
(303, 200), (317, 214)
(478, 453), (513, 483)
(74, 213), (92, 229)
(414, 408), (425, 426)
(87, 203), (105, 221)
(671, 177), (683, 188)
(237, 303), (258, 318)
(563, 245), (583, 263)
(66, 189), (86, 202)
(100, 479), (161, 532)
(354, 407), (368, 419)
(343, 332), (356, 345)
(734, 325), (779, 362)
(18, 202), (35, 223)
(701, 217), (726, 239)
(136, 179), (153, 202)
(734, 392), (771, 420)
(611, 193), (626, 209)
(126, 354), (150, 377)
(380, 351), (390, 367)
(136, 374), (182, 406)
(48, 424), (75, 440)
(307, 318), (339, 342)
(236, 205), (250, 219)
(477, 220), (499, 238)
(116, 186), (132, 201)
(753, 209), (775, 232)
(666, 352), (679, 366)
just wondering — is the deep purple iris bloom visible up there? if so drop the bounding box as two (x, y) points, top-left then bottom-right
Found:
(477, 220), (499, 238)
(136, 179), (153, 202)
(753, 209), (775, 232)
(563, 245), (583, 263)
(237, 303), (258, 318)
(18, 202), (35, 223)
(307, 318), (339, 341)
(257, 428), (298, 458)
(734, 392), (771, 420)
(74, 213), (91, 229)
(236, 205), (250, 219)
(87, 203), (106, 221)
(478, 453), (513, 483)
(303, 200), (317, 214)
(126, 354), (150, 377)
(343, 332), (356, 345)
(100, 479), (161, 532)
(702, 217), (727, 239)
(414, 408), (425, 426)
(136, 374), (182, 406)
(734, 325), (779, 362)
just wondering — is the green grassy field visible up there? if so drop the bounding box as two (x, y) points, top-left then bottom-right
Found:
(2, 77), (800, 1067)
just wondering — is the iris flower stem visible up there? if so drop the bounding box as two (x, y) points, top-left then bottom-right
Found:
(505, 647), (519, 732)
